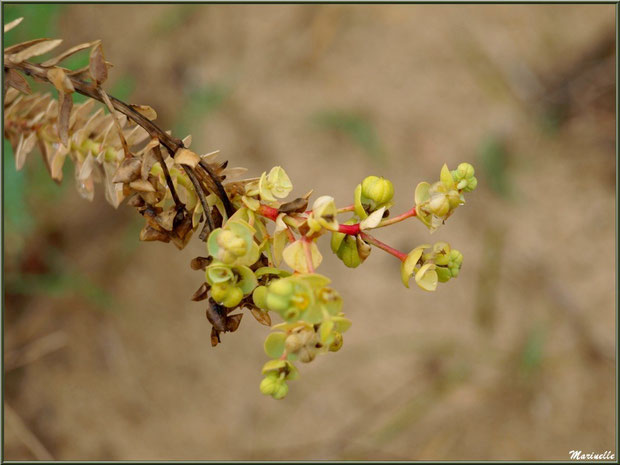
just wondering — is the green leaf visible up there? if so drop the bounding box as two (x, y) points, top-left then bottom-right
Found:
(264, 332), (287, 358)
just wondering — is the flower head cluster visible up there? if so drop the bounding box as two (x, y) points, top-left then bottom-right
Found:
(415, 163), (477, 232)
(255, 274), (351, 399)
(401, 241), (464, 291)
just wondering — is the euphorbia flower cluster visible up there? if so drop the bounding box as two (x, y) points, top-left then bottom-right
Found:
(192, 163), (477, 399)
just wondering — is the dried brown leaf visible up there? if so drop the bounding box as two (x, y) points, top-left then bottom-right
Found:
(40, 41), (95, 67)
(130, 104), (157, 121)
(99, 88), (129, 158)
(3, 38), (49, 55)
(57, 92), (72, 147)
(129, 179), (156, 192)
(4, 17), (23, 33)
(140, 143), (159, 180)
(5, 69), (31, 95)
(9, 39), (63, 63)
(14, 132), (37, 171)
(182, 134), (192, 147)
(155, 208), (177, 232)
(250, 307), (272, 326)
(47, 67), (74, 94)
(112, 157), (142, 183)
(50, 145), (68, 182)
(206, 302), (228, 332)
(226, 313), (243, 332)
(175, 148), (200, 168)
(89, 42), (108, 84)
(78, 153), (96, 181)
(279, 197), (309, 214)
(210, 327), (220, 347)
(139, 225), (170, 243)
(191, 283), (209, 302)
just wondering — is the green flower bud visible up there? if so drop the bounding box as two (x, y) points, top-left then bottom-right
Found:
(259, 372), (280, 396)
(221, 286), (243, 308)
(337, 235), (362, 268)
(210, 282), (230, 302)
(361, 176), (394, 207)
(456, 162), (475, 179)
(464, 176), (477, 192)
(207, 219), (260, 267)
(272, 380), (289, 399)
(269, 278), (295, 297)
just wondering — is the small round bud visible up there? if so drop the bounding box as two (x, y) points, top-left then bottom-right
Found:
(269, 278), (294, 297)
(259, 373), (279, 396)
(221, 286), (243, 308)
(272, 380), (289, 400)
(456, 162), (475, 179)
(464, 176), (477, 192)
(210, 283), (230, 303)
(361, 176), (394, 206)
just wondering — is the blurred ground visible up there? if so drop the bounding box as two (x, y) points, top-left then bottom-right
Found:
(2, 3), (616, 461)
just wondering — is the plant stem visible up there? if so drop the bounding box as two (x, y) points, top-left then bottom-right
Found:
(360, 232), (407, 261)
(338, 223), (361, 235)
(377, 206), (417, 228)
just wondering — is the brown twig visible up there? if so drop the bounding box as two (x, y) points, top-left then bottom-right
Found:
(152, 144), (181, 208)
(183, 164), (214, 239)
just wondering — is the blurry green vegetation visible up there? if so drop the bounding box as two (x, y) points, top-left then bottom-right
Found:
(3, 140), (34, 237)
(313, 110), (387, 164)
(3, 3), (63, 46)
(477, 134), (512, 199)
(151, 4), (199, 36)
(175, 82), (232, 136)
(520, 324), (546, 378)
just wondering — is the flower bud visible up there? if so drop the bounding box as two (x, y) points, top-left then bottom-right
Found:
(336, 235), (362, 268)
(456, 162), (475, 179)
(210, 282), (230, 302)
(221, 286), (243, 307)
(272, 380), (289, 399)
(361, 176), (394, 207)
(259, 373), (279, 396)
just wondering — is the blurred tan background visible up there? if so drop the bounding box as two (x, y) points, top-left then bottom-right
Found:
(3, 3), (615, 460)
